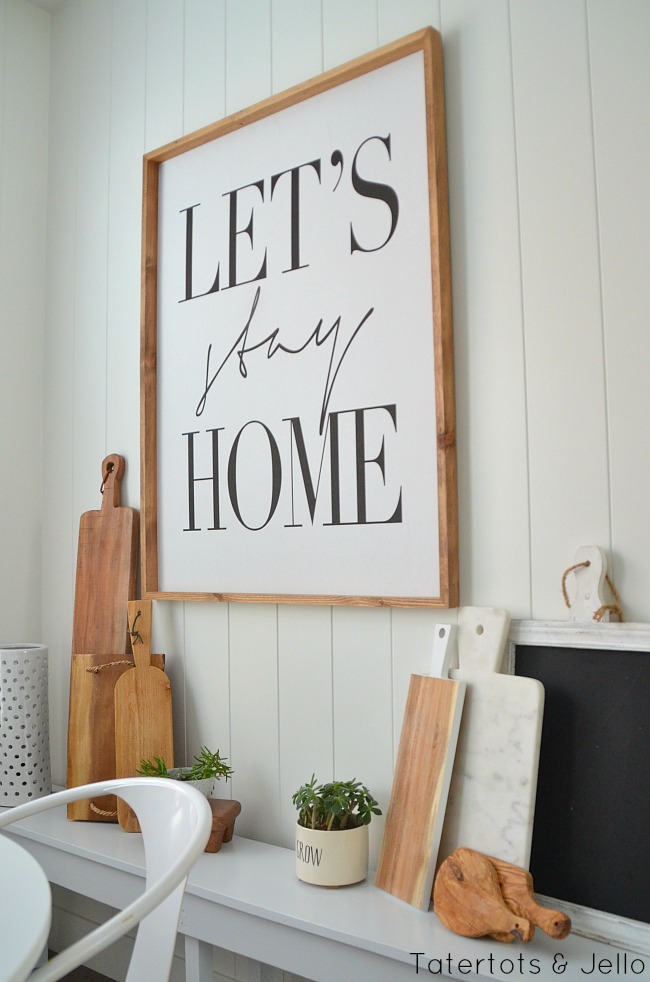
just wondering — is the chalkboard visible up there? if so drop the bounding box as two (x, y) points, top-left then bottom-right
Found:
(515, 643), (650, 924)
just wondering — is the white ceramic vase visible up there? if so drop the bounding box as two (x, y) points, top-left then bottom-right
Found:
(295, 822), (369, 886)
(0, 644), (51, 805)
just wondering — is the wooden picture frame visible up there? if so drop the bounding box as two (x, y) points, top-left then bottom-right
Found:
(140, 27), (457, 606)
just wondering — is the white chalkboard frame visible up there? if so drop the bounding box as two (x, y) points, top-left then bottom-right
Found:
(508, 619), (650, 956)
(140, 28), (457, 607)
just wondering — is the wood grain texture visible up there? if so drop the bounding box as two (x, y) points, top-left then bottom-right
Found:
(71, 454), (138, 654)
(433, 847), (534, 943)
(375, 672), (464, 908)
(66, 652), (164, 821)
(114, 600), (173, 831)
(487, 853), (571, 940)
(67, 453), (139, 820)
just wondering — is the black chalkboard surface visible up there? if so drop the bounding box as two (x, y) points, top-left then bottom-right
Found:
(515, 644), (650, 924)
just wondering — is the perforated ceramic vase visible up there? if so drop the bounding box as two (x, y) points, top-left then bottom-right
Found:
(295, 822), (369, 886)
(0, 644), (51, 805)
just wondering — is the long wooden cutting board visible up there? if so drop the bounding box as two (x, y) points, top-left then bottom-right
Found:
(71, 454), (138, 655)
(66, 454), (139, 821)
(375, 625), (466, 909)
(114, 599), (174, 832)
(437, 607), (545, 871)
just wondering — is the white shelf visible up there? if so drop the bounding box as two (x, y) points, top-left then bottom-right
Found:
(2, 799), (648, 982)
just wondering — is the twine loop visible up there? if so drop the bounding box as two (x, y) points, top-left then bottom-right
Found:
(90, 801), (117, 817)
(85, 659), (133, 674)
(561, 560), (624, 622)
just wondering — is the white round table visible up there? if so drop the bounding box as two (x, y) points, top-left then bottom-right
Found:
(0, 832), (51, 982)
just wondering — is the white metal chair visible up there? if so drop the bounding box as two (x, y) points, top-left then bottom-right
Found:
(0, 777), (213, 982)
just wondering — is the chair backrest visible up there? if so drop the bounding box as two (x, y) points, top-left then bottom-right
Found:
(0, 777), (213, 982)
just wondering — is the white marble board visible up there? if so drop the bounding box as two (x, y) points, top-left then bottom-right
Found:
(437, 607), (545, 870)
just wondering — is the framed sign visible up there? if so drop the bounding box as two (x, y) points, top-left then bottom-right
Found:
(140, 27), (458, 606)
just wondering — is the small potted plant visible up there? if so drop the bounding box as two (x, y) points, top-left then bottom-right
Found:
(138, 746), (234, 798)
(292, 774), (381, 886)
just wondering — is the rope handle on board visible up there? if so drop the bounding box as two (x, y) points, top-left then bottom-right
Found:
(561, 560), (624, 622)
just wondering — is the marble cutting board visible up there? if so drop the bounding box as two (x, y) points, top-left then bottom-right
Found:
(437, 607), (545, 871)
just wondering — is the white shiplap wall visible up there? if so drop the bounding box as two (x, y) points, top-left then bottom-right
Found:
(2, 1), (650, 978)
(0, 0), (49, 640)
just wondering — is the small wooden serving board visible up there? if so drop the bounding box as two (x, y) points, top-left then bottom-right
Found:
(66, 652), (165, 821)
(375, 625), (466, 909)
(114, 600), (174, 831)
(438, 608), (544, 870)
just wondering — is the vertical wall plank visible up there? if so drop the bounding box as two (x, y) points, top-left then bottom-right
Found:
(184, 0), (226, 133)
(441, 0), (530, 615)
(106, 0), (147, 508)
(270, 0), (322, 93)
(184, 602), (231, 771)
(332, 606), (392, 864)
(0, 0), (49, 638)
(145, 0), (185, 150)
(225, 0), (272, 113)
(322, 0), (378, 68)
(378, 0), (439, 43)
(588, 0), (650, 622)
(510, 0), (609, 618)
(229, 603), (282, 843)
(42, 0), (80, 786)
(278, 605), (333, 848)
(71, 0), (112, 521)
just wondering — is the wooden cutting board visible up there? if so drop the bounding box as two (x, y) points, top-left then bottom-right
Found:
(375, 625), (466, 909)
(114, 599), (174, 832)
(67, 454), (139, 821)
(71, 454), (138, 655)
(437, 607), (545, 871)
(66, 652), (165, 822)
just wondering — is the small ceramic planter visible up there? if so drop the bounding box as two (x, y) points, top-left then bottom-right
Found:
(295, 822), (369, 886)
(167, 767), (214, 797)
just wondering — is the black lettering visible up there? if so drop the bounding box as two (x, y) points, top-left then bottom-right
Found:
(179, 203), (221, 301)
(270, 159), (322, 272)
(183, 429), (226, 531)
(350, 134), (399, 253)
(227, 421), (281, 530)
(223, 180), (267, 289)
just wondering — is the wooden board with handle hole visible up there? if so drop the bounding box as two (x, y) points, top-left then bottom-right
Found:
(438, 607), (544, 871)
(114, 599), (174, 832)
(375, 624), (466, 909)
(67, 454), (139, 821)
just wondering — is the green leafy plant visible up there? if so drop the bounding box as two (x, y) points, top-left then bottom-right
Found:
(137, 746), (234, 783)
(137, 755), (171, 778)
(292, 774), (381, 831)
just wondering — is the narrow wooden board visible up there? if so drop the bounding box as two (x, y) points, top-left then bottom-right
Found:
(375, 626), (465, 909)
(114, 600), (174, 831)
(71, 454), (138, 654)
(67, 454), (139, 820)
(66, 652), (164, 822)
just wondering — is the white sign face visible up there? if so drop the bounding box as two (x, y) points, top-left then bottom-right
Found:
(144, 31), (457, 605)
